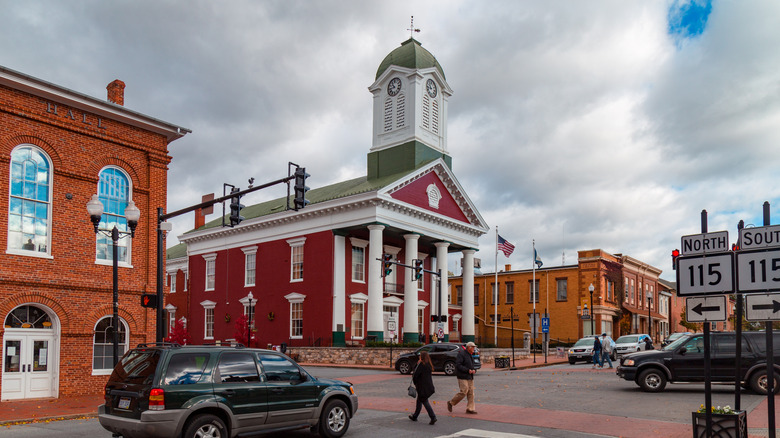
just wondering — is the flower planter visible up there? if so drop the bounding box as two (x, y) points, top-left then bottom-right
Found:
(494, 356), (510, 368)
(691, 410), (747, 438)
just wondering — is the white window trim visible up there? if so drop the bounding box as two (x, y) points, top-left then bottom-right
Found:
(285, 292), (306, 339)
(349, 293), (368, 340)
(92, 316), (129, 375)
(287, 237), (306, 283)
(95, 165), (134, 267)
(7, 145), (55, 258)
(167, 270), (177, 293)
(165, 304), (177, 333)
(242, 246), (258, 287)
(201, 300), (216, 340)
(203, 253), (217, 291)
(350, 238), (368, 284)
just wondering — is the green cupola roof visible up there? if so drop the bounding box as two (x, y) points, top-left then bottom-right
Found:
(375, 38), (445, 80)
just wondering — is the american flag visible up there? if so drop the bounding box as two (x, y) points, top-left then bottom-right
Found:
(497, 235), (515, 257)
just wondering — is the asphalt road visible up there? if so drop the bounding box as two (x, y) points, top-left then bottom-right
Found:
(0, 363), (770, 437)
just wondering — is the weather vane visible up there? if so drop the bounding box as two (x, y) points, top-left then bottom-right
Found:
(408, 16), (420, 39)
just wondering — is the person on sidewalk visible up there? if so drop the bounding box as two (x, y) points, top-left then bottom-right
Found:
(409, 351), (437, 425)
(447, 341), (478, 415)
(600, 333), (615, 368)
(644, 336), (654, 350)
(591, 336), (603, 369)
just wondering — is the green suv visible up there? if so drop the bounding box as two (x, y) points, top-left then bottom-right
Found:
(98, 343), (358, 438)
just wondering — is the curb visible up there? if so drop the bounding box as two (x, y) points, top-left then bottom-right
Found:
(0, 413), (98, 427)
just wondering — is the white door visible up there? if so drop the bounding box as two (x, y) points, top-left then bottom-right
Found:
(2, 333), (55, 400)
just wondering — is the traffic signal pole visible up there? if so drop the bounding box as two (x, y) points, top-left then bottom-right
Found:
(155, 170), (305, 342)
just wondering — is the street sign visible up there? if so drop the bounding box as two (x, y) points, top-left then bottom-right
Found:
(676, 252), (734, 296)
(745, 293), (780, 321)
(387, 320), (396, 331)
(739, 225), (780, 250)
(736, 249), (780, 292)
(541, 317), (550, 333)
(685, 296), (727, 322)
(681, 231), (729, 255)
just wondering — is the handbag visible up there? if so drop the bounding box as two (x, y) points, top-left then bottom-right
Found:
(407, 376), (417, 398)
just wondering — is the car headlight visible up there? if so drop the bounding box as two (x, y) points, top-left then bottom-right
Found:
(623, 359), (635, 366)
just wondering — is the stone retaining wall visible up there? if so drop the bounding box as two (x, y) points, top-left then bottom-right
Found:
(287, 346), (533, 367)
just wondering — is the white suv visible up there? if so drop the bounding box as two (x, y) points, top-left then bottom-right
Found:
(614, 334), (652, 357)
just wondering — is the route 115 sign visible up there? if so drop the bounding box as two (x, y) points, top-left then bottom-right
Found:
(676, 252), (734, 296)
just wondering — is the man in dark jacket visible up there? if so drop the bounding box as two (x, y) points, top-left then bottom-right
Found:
(447, 342), (478, 414)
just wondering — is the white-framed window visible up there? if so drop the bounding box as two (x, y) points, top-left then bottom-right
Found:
(95, 166), (133, 265)
(242, 246), (258, 287)
(201, 300), (216, 339)
(169, 272), (177, 293)
(349, 293), (367, 339)
(418, 307), (424, 334)
(287, 238), (306, 282)
(350, 238), (368, 283)
(166, 304), (176, 334)
(285, 293), (306, 338)
(7, 145), (52, 256)
(203, 253), (216, 291)
(92, 316), (128, 374)
(239, 294), (256, 329)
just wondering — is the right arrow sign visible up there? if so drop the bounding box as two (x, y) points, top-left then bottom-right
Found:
(745, 293), (780, 321)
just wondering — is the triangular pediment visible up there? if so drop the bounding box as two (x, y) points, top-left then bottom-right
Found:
(379, 159), (487, 231)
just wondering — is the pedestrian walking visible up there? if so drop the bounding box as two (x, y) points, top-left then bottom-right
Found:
(591, 336), (603, 368)
(409, 351), (437, 425)
(447, 341), (478, 415)
(644, 336), (654, 350)
(600, 333), (615, 368)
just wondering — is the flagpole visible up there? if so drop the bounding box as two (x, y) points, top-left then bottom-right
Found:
(494, 226), (498, 346)
(532, 239), (536, 363)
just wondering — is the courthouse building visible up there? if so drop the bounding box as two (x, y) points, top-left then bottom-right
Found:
(170, 38), (489, 348)
(0, 66), (188, 399)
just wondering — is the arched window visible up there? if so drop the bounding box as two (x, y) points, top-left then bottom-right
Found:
(8, 145), (51, 254)
(4, 305), (52, 329)
(93, 316), (128, 373)
(96, 167), (132, 263)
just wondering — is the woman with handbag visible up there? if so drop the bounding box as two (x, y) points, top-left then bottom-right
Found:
(409, 351), (437, 425)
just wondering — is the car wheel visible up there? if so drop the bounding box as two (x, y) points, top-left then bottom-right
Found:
(749, 370), (780, 395)
(398, 360), (412, 375)
(184, 414), (227, 438)
(444, 361), (456, 376)
(611, 353), (617, 361)
(568, 358), (576, 365)
(318, 399), (350, 438)
(638, 369), (667, 392)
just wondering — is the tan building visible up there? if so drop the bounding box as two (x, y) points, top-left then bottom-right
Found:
(448, 249), (665, 347)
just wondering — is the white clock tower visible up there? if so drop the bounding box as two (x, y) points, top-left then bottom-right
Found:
(367, 38), (453, 179)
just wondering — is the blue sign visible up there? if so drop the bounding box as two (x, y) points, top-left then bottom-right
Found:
(541, 317), (550, 333)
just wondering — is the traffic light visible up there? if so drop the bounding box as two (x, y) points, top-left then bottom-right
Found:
(141, 293), (158, 308)
(382, 253), (393, 277)
(229, 187), (244, 227)
(671, 249), (680, 270)
(413, 259), (423, 280)
(293, 167), (310, 211)
(430, 315), (439, 322)
(439, 315), (447, 323)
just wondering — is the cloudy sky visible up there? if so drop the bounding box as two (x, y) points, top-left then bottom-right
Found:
(2, 0), (779, 281)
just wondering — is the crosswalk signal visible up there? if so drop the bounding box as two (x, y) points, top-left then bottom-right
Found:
(293, 167), (310, 211)
(382, 253), (393, 277)
(671, 249), (680, 270)
(229, 187), (244, 227)
(141, 293), (157, 308)
(413, 259), (423, 281)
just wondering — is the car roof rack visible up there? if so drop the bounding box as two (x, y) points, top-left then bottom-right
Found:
(200, 342), (246, 348)
(136, 342), (181, 348)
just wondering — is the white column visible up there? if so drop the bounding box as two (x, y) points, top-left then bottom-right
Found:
(435, 242), (450, 338)
(462, 249), (476, 342)
(367, 225), (385, 339)
(332, 235), (346, 342)
(403, 234), (420, 342)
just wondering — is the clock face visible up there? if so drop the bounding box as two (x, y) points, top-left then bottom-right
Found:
(387, 77), (402, 96)
(426, 79), (437, 98)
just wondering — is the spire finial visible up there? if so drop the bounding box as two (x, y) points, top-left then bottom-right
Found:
(408, 16), (421, 39)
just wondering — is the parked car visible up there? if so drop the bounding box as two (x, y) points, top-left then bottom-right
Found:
(98, 343), (358, 438)
(616, 331), (780, 394)
(395, 343), (481, 375)
(567, 336), (603, 364)
(614, 334), (652, 357)
(661, 332), (691, 347)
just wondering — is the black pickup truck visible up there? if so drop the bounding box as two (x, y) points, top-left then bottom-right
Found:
(616, 331), (780, 394)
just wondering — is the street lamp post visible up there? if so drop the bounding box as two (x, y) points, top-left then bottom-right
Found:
(246, 291), (254, 347)
(647, 291), (652, 342)
(87, 194), (140, 367)
(588, 283), (594, 336)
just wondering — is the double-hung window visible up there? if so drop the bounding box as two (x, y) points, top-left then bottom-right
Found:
(242, 246), (257, 287)
(7, 145), (52, 255)
(288, 238), (306, 282)
(285, 293), (306, 338)
(201, 300), (216, 339)
(203, 254), (216, 291)
(556, 278), (567, 301)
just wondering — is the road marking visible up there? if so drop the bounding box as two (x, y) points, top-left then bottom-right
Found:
(438, 429), (541, 438)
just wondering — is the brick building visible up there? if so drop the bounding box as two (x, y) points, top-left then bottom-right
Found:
(0, 65), (188, 400)
(448, 249), (667, 347)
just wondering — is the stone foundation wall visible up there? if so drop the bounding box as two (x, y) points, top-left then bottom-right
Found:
(287, 346), (533, 367)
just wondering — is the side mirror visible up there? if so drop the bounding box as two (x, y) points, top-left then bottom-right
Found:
(678, 347), (687, 355)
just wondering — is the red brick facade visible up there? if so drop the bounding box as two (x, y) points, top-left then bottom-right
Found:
(0, 66), (187, 399)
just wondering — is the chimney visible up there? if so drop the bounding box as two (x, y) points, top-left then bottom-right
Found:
(505, 264), (511, 272)
(107, 79), (126, 106)
(194, 208), (206, 229)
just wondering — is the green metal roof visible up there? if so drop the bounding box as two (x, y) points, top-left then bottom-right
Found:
(166, 242), (187, 260)
(376, 38), (445, 80)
